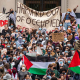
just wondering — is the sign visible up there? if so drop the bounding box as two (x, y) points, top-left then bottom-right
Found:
(68, 35), (73, 41)
(16, 2), (60, 31)
(52, 33), (64, 42)
(0, 13), (8, 33)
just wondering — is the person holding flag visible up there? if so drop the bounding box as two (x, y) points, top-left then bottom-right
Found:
(69, 28), (80, 74)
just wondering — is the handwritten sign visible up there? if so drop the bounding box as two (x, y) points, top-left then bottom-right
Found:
(52, 33), (64, 42)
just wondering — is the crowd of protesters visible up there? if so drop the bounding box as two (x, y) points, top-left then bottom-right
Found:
(0, 5), (80, 80)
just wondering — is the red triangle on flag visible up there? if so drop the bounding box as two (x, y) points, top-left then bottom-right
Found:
(23, 55), (33, 70)
(17, 55), (33, 70)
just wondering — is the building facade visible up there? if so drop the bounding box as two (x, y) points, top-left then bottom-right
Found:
(0, 0), (80, 13)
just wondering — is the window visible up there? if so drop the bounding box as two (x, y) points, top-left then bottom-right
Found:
(24, 0), (61, 11)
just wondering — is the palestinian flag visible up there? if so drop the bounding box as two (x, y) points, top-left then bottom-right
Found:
(69, 50), (80, 74)
(22, 55), (55, 75)
(18, 55), (33, 70)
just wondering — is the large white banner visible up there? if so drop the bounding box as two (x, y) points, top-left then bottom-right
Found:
(16, 2), (60, 31)
(0, 13), (8, 33)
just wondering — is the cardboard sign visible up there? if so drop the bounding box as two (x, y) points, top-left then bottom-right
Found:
(68, 35), (73, 41)
(52, 33), (64, 42)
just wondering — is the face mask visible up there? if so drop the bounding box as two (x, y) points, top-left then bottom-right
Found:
(60, 42), (62, 44)
(65, 51), (68, 53)
(73, 26), (76, 28)
(36, 31), (38, 34)
(7, 46), (10, 48)
(39, 28), (42, 30)
(47, 76), (51, 79)
(20, 47), (23, 49)
(3, 60), (7, 63)
(75, 40), (77, 42)
(56, 47), (59, 49)
(20, 54), (22, 57)
(17, 56), (20, 58)
(35, 50), (37, 52)
(68, 28), (71, 30)
(48, 52), (50, 54)
(13, 45), (16, 47)
(67, 44), (71, 46)
(64, 38), (67, 41)
(46, 37), (48, 40)
(72, 51), (75, 54)
(62, 72), (66, 75)
(68, 60), (71, 64)
(57, 51), (60, 53)
(20, 29), (22, 31)
(5, 41), (7, 44)
(1, 38), (3, 40)
(49, 48), (52, 51)
(60, 61), (63, 64)
(60, 24), (62, 26)
(11, 25), (13, 28)
(15, 30), (18, 32)
(67, 12), (70, 14)
(13, 57), (16, 60)
(11, 11), (13, 13)
(0, 69), (3, 73)
(40, 38), (42, 41)
(22, 40), (25, 42)
(13, 70), (16, 74)
(22, 67), (25, 70)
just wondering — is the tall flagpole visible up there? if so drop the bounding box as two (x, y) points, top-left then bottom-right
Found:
(23, 55), (24, 64)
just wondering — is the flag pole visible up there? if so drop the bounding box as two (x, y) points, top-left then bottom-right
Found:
(23, 55), (24, 64)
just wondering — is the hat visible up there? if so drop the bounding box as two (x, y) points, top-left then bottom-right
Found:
(75, 36), (79, 40)
(67, 8), (71, 12)
(3, 73), (12, 80)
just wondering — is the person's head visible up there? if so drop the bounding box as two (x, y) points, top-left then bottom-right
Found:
(4, 25), (8, 30)
(78, 28), (80, 37)
(22, 38), (26, 42)
(18, 37), (22, 43)
(67, 26), (71, 33)
(47, 46), (52, 52)
(7, 69), (12, 75)
(66, 41), (71, 47)
(59, 22), (63, 27)
(21, 64), (26, 71)
(56, 46), (60, 52)
(12, 68), (17, 74)
(45, 36), (49, 41)
(60, 68), (67, 76)
(48, 64), (53, 70)
(51, 77), (57, 80)
(20, 52), (23, 57)
(10, 23), (14, 28)
(24, 74), (30, 79)
(67, 8), (71, 13)
(51, 72), (55, 77)
(4, 63), (9, 70)
(55, 28), (58, 31)
(9, 57), (13, 63)
(67, 58), (71, 64)
(13, 54), (17, 60)
(3, 57), (7, 64)
(35, 77), (40, 80)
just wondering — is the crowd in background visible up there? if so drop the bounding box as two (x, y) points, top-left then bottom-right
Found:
(0, 6), (80, 80)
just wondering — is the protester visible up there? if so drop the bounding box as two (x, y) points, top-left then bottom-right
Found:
(18, 64), (30, 80)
